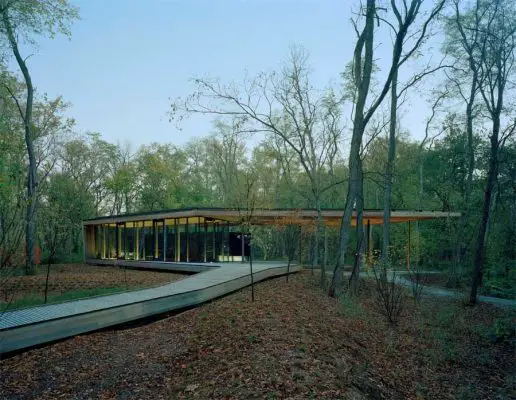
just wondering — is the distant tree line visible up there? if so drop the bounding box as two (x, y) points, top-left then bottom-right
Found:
(0, 0), (514, 304)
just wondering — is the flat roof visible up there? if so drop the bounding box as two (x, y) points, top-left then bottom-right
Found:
(83, 207), (460, 226)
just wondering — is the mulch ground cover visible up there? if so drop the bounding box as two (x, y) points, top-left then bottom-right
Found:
(1, 264), (185, 303)
(0, 272), (514, 399)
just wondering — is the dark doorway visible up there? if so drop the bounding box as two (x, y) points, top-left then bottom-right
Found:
(229, 232), (250, 257)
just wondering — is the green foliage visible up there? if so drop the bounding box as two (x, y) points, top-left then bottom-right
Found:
(339, 293), (366, 319)
(492, 317), (515, 342)
(0, 0), (79, 43)
(481, 276), (516, 300)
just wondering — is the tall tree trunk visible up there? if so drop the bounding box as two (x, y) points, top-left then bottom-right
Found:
(382, 68), (398, 265)
(349, 162), (365, 294)
(454, 73), (478, 283)
(3, 11), (37, 275)
(329, 137), (363, 296)
(329, 0), (375, 298)
(313, 197), (321, 275)
(323, 225), (328, 286)
(470, 116), (499, 304)
(249, 237), (255, 302)
(316, 206), (325, 287)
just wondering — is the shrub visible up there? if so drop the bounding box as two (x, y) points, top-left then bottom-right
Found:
(371, 261), (406, 325)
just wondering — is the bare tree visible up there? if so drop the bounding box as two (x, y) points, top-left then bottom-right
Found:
(381, 0), (447, 265)
(329, 0), (446, 296)
(451, 0), (516, 304)
(207, 118), (248, 207)
(236, 167), (259, 302)
(0, 0), (78, 274)
(443, 0), (485, 283)
(171, 48), (343, 287)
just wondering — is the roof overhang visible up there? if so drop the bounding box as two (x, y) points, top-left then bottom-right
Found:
(83, 208), (460, 227)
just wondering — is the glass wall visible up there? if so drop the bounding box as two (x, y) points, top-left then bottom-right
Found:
(86, 216), (247, 263)
(105, 224), (117, 259)
(165, 219), (176, 262)
(125, 222), (136, 260)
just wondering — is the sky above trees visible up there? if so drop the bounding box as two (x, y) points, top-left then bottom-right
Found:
(11, 0), (437, 148)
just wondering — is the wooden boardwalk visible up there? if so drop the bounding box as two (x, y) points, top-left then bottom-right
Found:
(0, 261), (299, 355)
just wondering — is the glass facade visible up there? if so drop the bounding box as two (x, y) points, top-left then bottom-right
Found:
(85, 217), (249, 263)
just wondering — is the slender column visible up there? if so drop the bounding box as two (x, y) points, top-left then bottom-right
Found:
(142, 223), (146, 260)
(175, 219), (180, 262)
(227, 222), (231, 261)
(221, 222), (227, 261)
(116, 224), (120, 259)
(153, 221), (158, 259)
(324, 226), (328, 270)
(241, 228), (245, 262)
(197, 220), (201, 262)
(135, 223), (139, 260)
(213, 223), (216, 261)
(82, 226), (87, 261)
(298, 226), (303, 265)
(367, 220), (372, 266)
(102, 225), (106, 259)
(186, 218), (189, 262)
(407, 221), (411, 270)
(163, 219), (167, 261)
(203, 222), (207, 262)
(123, 223), (127, 260)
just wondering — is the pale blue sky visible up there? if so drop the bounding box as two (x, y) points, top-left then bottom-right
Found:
(16, 0), (437, 148)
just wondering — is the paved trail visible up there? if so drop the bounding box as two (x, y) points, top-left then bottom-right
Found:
(332, 269), (516, 308)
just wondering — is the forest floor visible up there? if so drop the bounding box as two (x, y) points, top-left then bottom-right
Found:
(1, 271), (514, 399)
(0, 264), (185, 310)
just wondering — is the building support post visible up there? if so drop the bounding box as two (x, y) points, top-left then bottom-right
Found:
(367, 220), (372, 267)
(241, 227), (245, 262)
(203, 222), (207, 262)
(82, 226), (87, 262)
(175, 219), (180, 262)
(213, 223), (216, 261)
(135, 224), (139, 260)
(298, 226), (303, 265)
(221, 223), (226, 261)
(407, 221), (411, 271)
(122, 223), (126, 260)
(227, 221), (230, 261)
(116, 224), (120, 259)
(163, 219), (167, 261)
(102, 225), (106, 259)
(186, 218), (189, 262)
(324, 226), (328, 272)
(142, 223), (146, 260)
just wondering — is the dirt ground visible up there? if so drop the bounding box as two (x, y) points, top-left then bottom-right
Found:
(0, 272), (514, 399)
(0, 264), (185, 303)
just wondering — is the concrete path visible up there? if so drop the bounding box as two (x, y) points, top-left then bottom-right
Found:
(335, 269), (516, 308)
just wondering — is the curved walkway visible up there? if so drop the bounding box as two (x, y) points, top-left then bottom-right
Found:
(0, 261), (299, 355)
(340, 270), (516, 308)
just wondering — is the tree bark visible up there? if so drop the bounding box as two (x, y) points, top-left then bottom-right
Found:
(350, 163), (365, 294)
(382, 67), (398, 264)
(470, 117), (499, 304)
(328, 0), (375, 298)
(316, 206), (325, 287)
(3, 10), (37, 275)
(453, 70), (478, 283)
